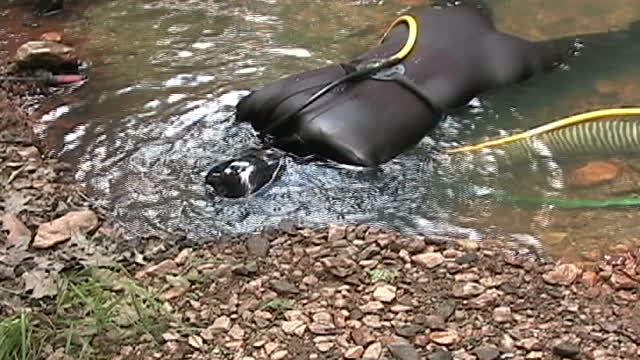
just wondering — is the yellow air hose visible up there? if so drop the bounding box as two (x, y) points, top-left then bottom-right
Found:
(261, 14), (418, 134)
(446, 107), (640, 153)
(380, 15), (419, 62)
(448, 107), (640, 209)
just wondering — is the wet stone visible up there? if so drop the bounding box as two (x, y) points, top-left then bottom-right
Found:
(232, 262), (258, 276)
(352, 327), (376, 347)
(526, 351), (544, 359)
(427, 350), (453, 360)
(454, 272), (480, 282)
(395, 324), (422, 337)
(436, 301), (457, 320)
(479, 275), (509, 288)
(455, 253), (479, 265)
(411, 252), (445, 268)
(361, 245), (381, 259)
(443, 249), (463, 258)
(308, 321), (336, 335)
(210, 316), (232, 334)
(581, 271), (599, 287)
(388, 343), (420, 360)
(282, 320), (306, 336)
(229, 324), (245, 340)
(362, 314), (382, 328)
(351, 308), (364, 320)
(469, 289), (503, 308)
(0, 265), (14, 281)
(517, 338), (543, 351)
(269, 279), (299, 294)
(422, 315), (446, 330)
(136, 259), (178, 278)
(264, 342), (279, 354)
(452, 282), (486, 298)
(373, 284), (397, 302)
(391, 305), (413, 312)
(568, 161), (620, 187)
(429, 330), (459, 345)
(493, 306), (512, 323)
(13, 40), (77, 70)
(40, 31), (63, 42)
(473, 346), (501, 360)
(345, 346), (365, 359)
(271, 350), (288, 360)
(552, 342), (581, 359)
(542, 264), (581, 286)
(362, 301), (385, 313)
(247, 236), (270, 257)
(609, 273), (638, 290)
(328, 224), (347, 241)
(302, 274), (319, 285)
(363, 342), (383, 360)
(404, 238), (426, 254)
(315, 341), (334, 352)
(457, 240), (480, 251)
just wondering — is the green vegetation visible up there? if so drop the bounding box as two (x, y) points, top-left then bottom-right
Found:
(261, 297), (294, 312)
(367, 268), (399, 283)
(0, 313), (35, 360)
(501, 194), (640, 209)
(0, 266), (173, 360)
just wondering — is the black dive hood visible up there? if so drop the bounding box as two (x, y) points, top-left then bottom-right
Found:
(204, 148), (284, 198)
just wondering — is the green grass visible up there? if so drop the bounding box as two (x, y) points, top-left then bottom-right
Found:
(0, 265), (175, 360)
(0, 313), (34, 360)
(53, 266), (171, 357)
(367, 268), (399, 283)
(261, 298), (294, 312)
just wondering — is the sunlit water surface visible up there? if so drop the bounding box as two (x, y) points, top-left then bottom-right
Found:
(40, 0), (640, 260)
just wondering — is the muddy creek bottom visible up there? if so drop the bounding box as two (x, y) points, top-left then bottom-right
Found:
(37, 0), (640, 261)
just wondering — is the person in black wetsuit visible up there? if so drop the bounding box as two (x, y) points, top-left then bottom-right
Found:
(205, 4), (563, 198)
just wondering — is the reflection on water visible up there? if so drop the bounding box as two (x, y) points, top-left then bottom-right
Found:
(39, 0), (640, 260)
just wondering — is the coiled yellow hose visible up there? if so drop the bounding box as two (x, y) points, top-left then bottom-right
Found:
(447, 107), (640, 153)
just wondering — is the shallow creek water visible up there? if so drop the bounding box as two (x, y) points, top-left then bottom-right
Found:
(38, 0), (640, 260)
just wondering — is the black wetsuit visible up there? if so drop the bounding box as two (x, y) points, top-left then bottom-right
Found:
(235, 5), (560, 167)
(206, 5), (563, 198)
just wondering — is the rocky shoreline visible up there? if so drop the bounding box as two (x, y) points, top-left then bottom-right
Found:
(112, 225), (640, 360)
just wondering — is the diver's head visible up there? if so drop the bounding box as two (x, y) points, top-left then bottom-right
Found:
(205, 148), (284, 198)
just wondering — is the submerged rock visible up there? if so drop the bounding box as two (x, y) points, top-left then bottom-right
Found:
(568, 161), (620, 187)
(542, 264), (581, 286)
(40, 32), (64, 43)
(13, 40), (77, 70)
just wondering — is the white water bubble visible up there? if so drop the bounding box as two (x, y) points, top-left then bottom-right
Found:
(192, 42), (214, 49)
(267, 48), (312, 58)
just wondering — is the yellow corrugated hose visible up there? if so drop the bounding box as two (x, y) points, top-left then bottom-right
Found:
(447, 107), (640, 153)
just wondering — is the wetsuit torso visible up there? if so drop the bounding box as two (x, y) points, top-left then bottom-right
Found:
(236, 6), (559, 167)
